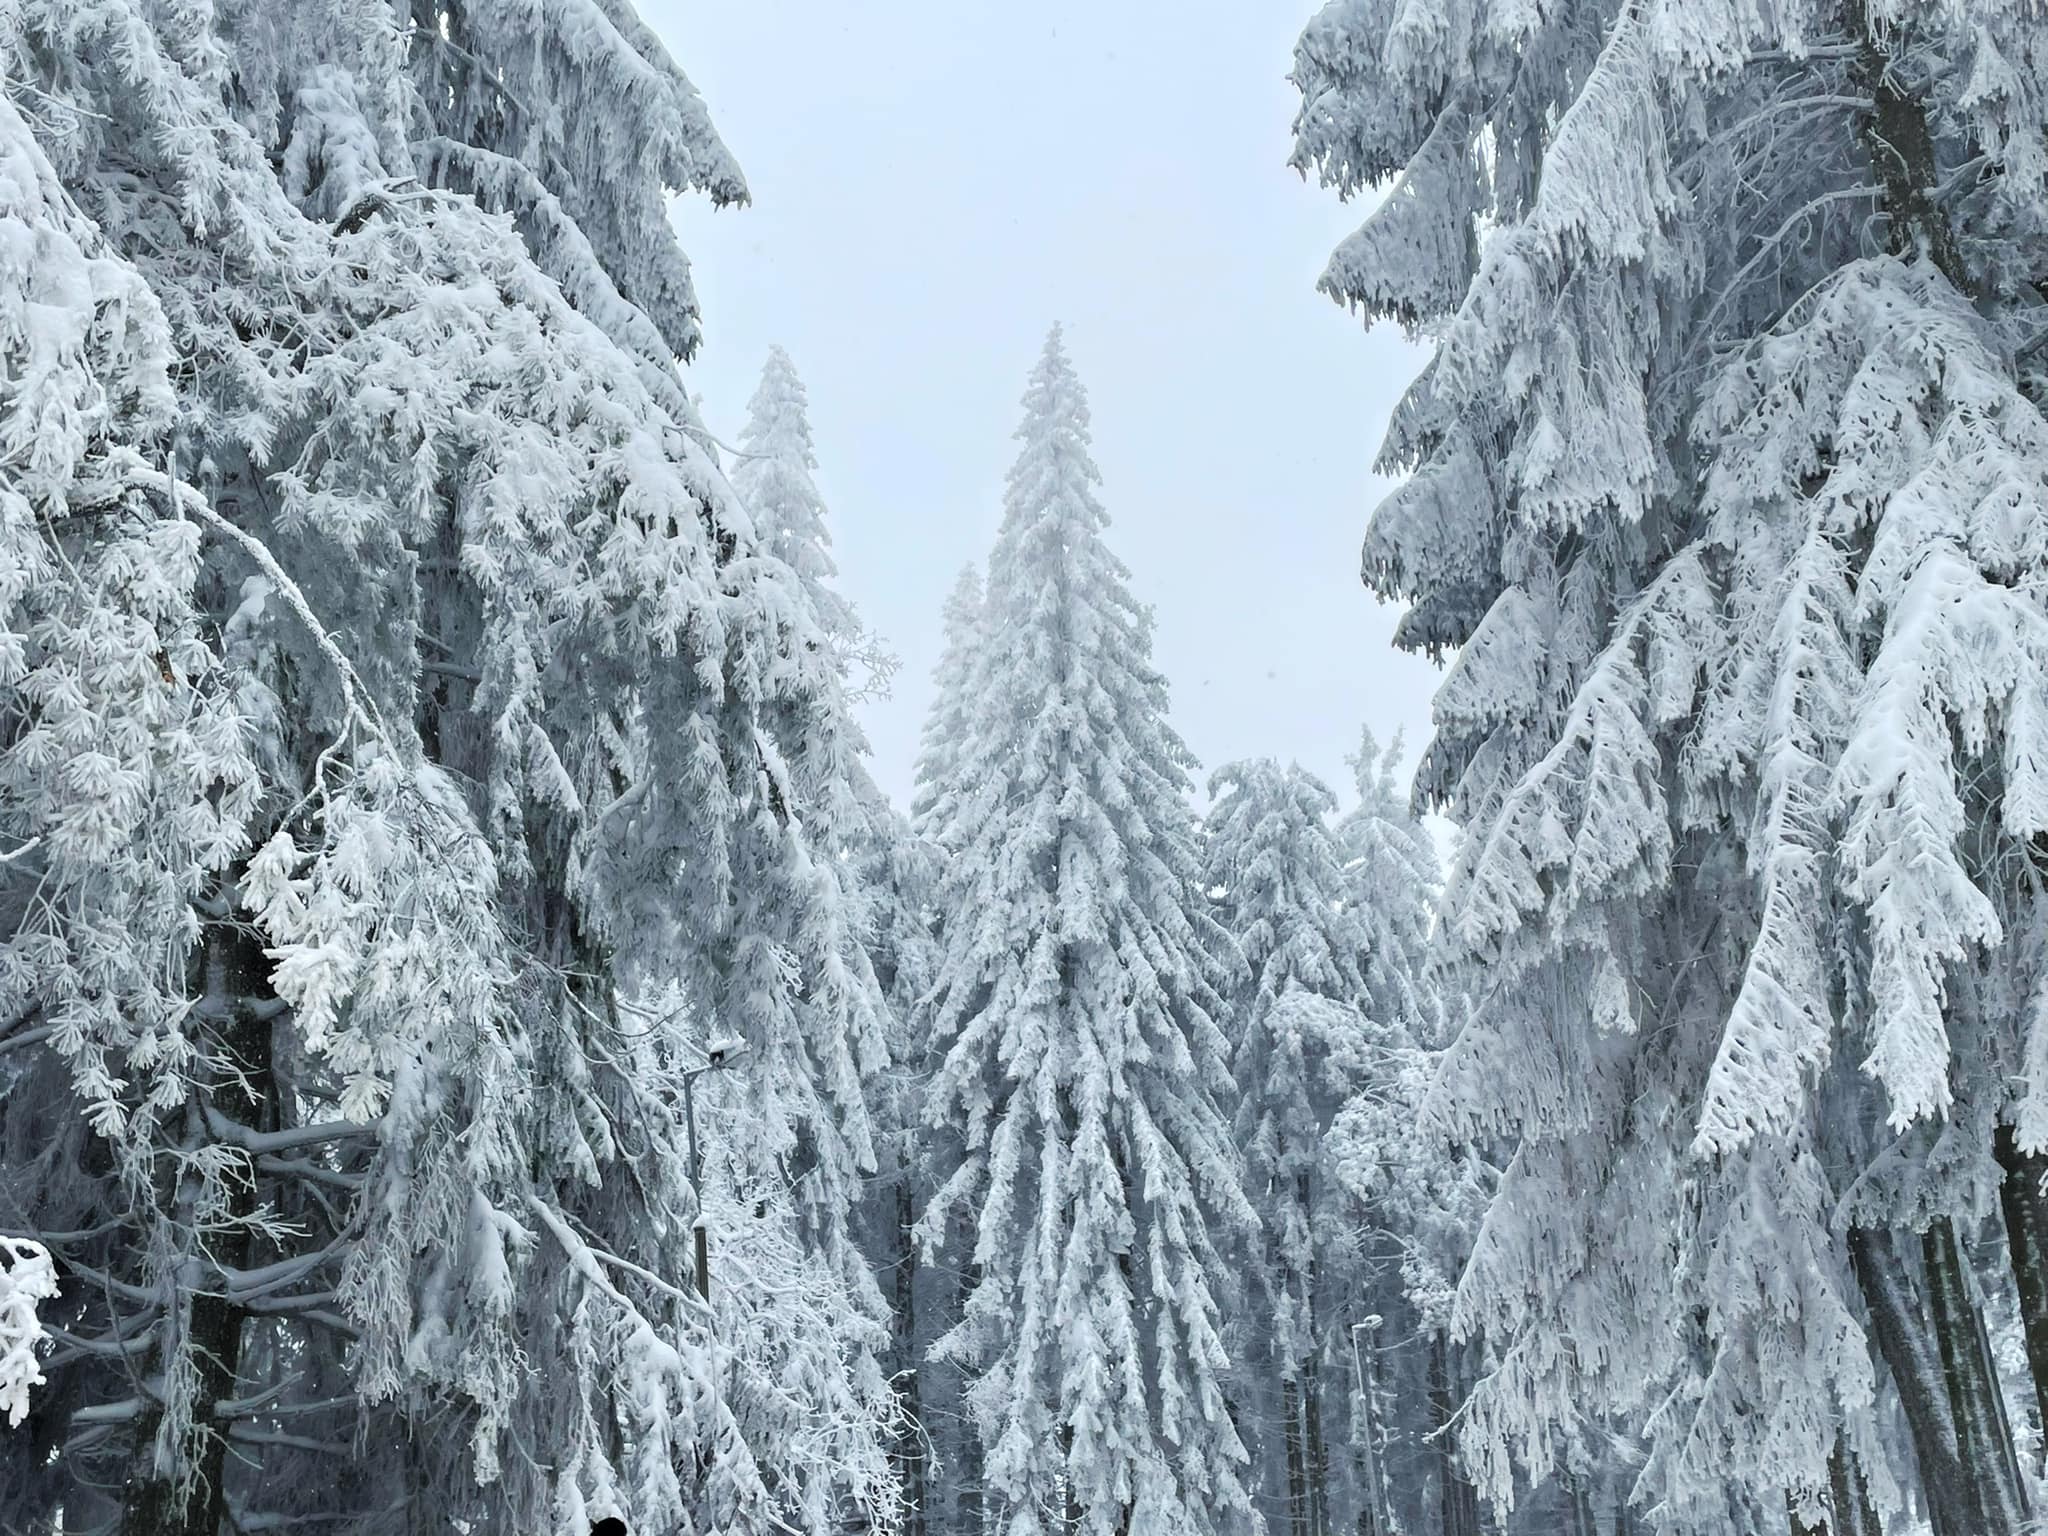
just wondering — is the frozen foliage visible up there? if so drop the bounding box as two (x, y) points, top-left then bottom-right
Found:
(1296, 0), (2048, 1531)
(1339, 730), (1444, 1045)
(1203, 759), (1385, 1536)
(735, 346), (858, 650)
(1205, 759), (1374, 1374)
(0, 4), (897, 1533)
(916, 329), (1258, 1536)
(724, 344), (935, 1535)
(912, 562), (987, 845)
(0, 1239), (56, 1429)
(696, 1073), (905, 1536)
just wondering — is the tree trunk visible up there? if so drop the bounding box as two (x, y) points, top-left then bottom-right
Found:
(894, 1176), (926, 1536)
(1428, 1331), (1480, 1536)
(1968, 1239), (2027, 1502)
(955, 1251), (984, 1536)
(1284, 1373), (1311, 1536)
(121, 912), (272, 1536)
(1844, 0), (1967, 290)
(1847, 1224), (1977, 1536)
(1993, 1123), (2048, 1462)
(1568, 1477), (1597, 1536)
(1828, 1440), (1882, 1536)
(1789, 1493), (1827, 1536)
(1303, 1355), (1331, 1536)
(1921, 1218), (2027, 1531)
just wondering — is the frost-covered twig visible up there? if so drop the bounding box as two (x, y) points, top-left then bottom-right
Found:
(100, 448), (389, 804)
(0, 1238), (59, 1428)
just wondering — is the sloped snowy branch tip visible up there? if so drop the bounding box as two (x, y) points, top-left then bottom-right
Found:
(0, 1238), (57, 1429)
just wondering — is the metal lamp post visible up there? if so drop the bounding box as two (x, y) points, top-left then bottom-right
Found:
(681, 1037), (748, 1301)
(1351, 1315), (1391, 1536)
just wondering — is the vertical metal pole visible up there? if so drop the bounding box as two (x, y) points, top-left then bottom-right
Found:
(1353, 1322), (1389, 1536)
(684, 1068), (709, 1300)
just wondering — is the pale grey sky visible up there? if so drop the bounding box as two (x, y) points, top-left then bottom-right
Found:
(649, 0), (1440, 811)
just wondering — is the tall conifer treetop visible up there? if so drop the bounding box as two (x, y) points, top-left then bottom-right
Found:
(912, 561), (987, 843)
(918, 327), (1259, 1536)
(734, 345), (857, 646)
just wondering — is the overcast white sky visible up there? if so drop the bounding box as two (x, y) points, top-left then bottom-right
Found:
(647, 0), (1440, 811)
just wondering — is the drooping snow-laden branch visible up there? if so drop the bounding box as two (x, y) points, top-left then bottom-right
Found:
(0, 1238), (58, 1428)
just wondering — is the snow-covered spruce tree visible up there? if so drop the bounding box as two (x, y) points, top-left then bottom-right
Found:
(904, 557), (991, 1536)
(1326, 729), (1496, 1536)
(0, 5), (896, 1534)
(1202, 758), (1384, 1536)
(1293, 0), (2048, 1531)
(917, 327), (1259, 1536)
(734, 346), (860, 657)
(1329, 1035), (1498, 1536)
(911, 562), (987, 848)
(694, 1051), (906, 1536)
(0, 75), (270, 1526)
(1338, 730), (1443, 1047)
(851, 804), (943, 1536)
(727, 341), (939, 1535)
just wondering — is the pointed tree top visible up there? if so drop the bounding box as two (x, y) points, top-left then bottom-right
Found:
(1348, 724), (1408, 803)
(942, 562), (983, 617)
(741, 345), (815, 464)
(1015, 323), (1091, 448)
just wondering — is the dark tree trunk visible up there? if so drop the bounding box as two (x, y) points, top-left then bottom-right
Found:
(1304, 1356), (1331, 1536)
(1568, 1477), (1598, 1536)
(121, 912), (273, 1536)
(1847, 1225), (1977, 1536)
(955, 1253), (984, 1536)
(1284, 1373), (1311, 1536)
(1968, 1240), (2027, 1501)
(1993, 1123), (2048, 1462)
(1428, 1331), (1480, 1536)
(894, 1176), (926, 1536)
(1828, 1440), (1882, 1536)
(1844, 0), (1967, 290)
(1921, 1218), (2027, 1531)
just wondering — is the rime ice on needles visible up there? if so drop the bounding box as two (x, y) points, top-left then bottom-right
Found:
(911, 562), (987, 846)
(0, 4), (894, 1533)
(1202, 757), (1384, 1536)
(0, 1239), (57, 1430)
(1294, 0), (2048, 1529)
(917, 328), (1258, 1536)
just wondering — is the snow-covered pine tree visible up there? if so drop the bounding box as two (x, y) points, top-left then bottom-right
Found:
(734, 345), (860, 651)
(1202, 758), (1382, 1536)
(1325, 1001), (1497, 1536)
(904, 556), (992, 1536)
(1293, 0), (2048, 1530)
(918, 327), (1259, 1536)
(852, 804), (944, 1536)
(1337, 730), (1443, 1047)
(911, 562), (987, 847)
(726, 341), (939, 1535)
(0, 5), (896, 1533)
(1326, 728), (1492, 1536)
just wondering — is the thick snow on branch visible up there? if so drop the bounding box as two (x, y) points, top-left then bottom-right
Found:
(0, 1238), (57, 1429)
